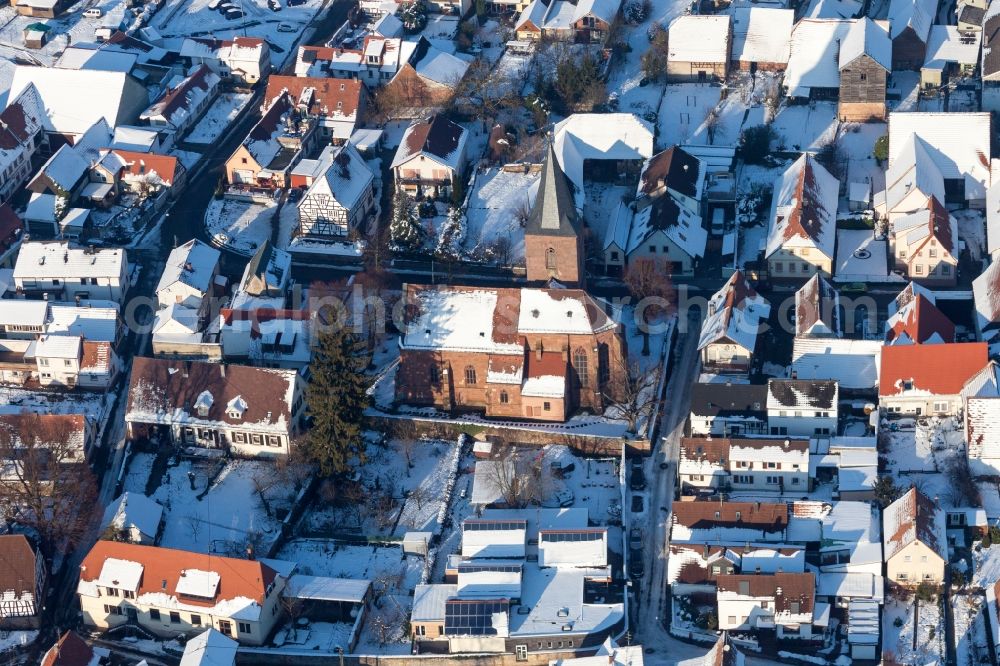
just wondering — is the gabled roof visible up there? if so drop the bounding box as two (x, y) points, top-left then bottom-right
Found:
(785, 19), (854, 96)
(111, 149), (182, 186)
(766, 154), (838, 260)
(885, 293), (955, 345)
(0, 204), (24, 255)
(716, 572), (815, 615)
(408, 37), (471, 87)
(36, 144), (89, 192)
(883, 488), (947, 561)
(525, 144), (580, 238)
(101, 492), (164, 540)
(140, 65), (219, 128)
(887, 0), (936, 42)
(791, 338), (881, 390)
(886, 134), (946, 214)
(180, 628), (238, 666)
(767, 378), (838, 410)
(839, 17), (891, 70)
(794, 274), (840, 337)
(923, 25), (981, 70)
(391, 114), (467, 171)
(879, 342), (988, 396)
(0, 83), (43, 177)
(667, 15), (731, 63)
(672, 501), (789, 531)
(889, 281), (935, 317)
(983, 2), (1000, 78)
(157, 239), (220, 298)
(974, 259), (1000, 336)
(0, 534), (37, 603)
(627, 194), (707, 260)
(698, 271), (771, 352)
(689, 382), (768, 416)
(302, 143), (374, 212)
(265, 75), (365, 121)
(638, 146), (703, 200)
(891, 195), (956, 256)
(887, 112), (991, 193)
(41, 631), (95, 666)
(732, 8), (793, 65)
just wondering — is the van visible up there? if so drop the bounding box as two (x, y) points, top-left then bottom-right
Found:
(84, 7), (103, 18)
(711, 208), (725, 235)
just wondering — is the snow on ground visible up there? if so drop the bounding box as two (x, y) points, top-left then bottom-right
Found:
(658, 84), (722, 148)
(278, 540), (424, 588)
(884, 417), (964, 474)
(837, 122), (885, 198)
(122, 451), (157, 495)
(953, 593), (991, 666)
(271, 620), (353, 652)
(0, 386), (113, 418)
(0, 0), (133, 67)
(973, 545), (1000, 589)
(0, 630), (36, 654)
(150, 458), (298, 555)
(890, 72), (922, 112)
(582, 183), (632, 250)
(463, 166), (539, 263)
(204, 197), (276, 256)
(956, 209), (987, 263)
(770, 103), (839, 152)
(883, 596), (945, 666)
(186, 93), (253, 145)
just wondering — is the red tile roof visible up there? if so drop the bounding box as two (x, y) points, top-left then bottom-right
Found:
(0, 534), (37, 604)
(79, 541), (276, 610)
(0, 203), (24, 254)
(111, 150), (182, 186)
(885, 293), (955, 345)
(41, 631), (93, 666)
(265, 75), (365, 120)
(879, 342), (988, 396)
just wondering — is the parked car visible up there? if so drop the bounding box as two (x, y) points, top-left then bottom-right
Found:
(629, 528), (642, 551)
(268, 0), (281, 11)
(225, 9), (245, 19)
(631, 495), (644, 513)
(629, 557), (644, 578)
(84, 7), (103, 17)
(630, 467), (646, 491)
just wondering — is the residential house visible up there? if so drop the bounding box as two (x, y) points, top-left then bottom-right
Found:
(884, 291), (955, 344)
(785, 19), (854, 100)
(817, 500), (884, 574)
(89, 150), (186, 203)
(77, 541), (286, 645)
(765, 154), (838, 279)
(514, 0), (621, 45)
(395, 285), (627, 422)
(218, 308), (312, 370)
(125, 356), (305, 456)
(958, 0), (986, 32)
(34, 335), (121, 389)
(795, 274), (841, 337)
(665, 15), (731, 82)
(881, 134), (946, 222)
(294, 37), (416, 85)
(549, 638), (646, 666)
(698, 271), (770, 374)
(963, 364), (1000, 476)
(22, 193), (88, 240)
(11, 0), (73, 18)
(526, 146), (585, 287)
(385, 37), (471, 106)
(678, 437), (810, 496)
(837, 17), (891, 121)
(0, 204), (24, 268)
(0, 84), (45, 204)
(688, 382), (769, 436)
(888, 0), (937, 69)
(668, 542), (806, 595)
(731, 8), (793, 71)
(391, 115), (468, 199)
(224, 92), (317, 191)
(41, 630), (108, 665)
(889, 196), (958, 285)
(886, 112), (991, 208)
(100, 492), (164, 545)
(921, 25), (981, 89)
(180, 37), (270, 85)
(982, 2), (1000, 110)
(879, 341), (988, 414)
(140, 65), (221, 137)
(230, 240), (292, 311)
(973, 259), (1000, 350)
(12, 242), (129, 303)
(264, 76), (368, 145)
(296, 143), (376, 239)
(716, 573), (817, 639)
(883, 488), (947, 585)
(5, 65), (148, 141)
(155, 239), (221, 316)
(766, 378), (839, 436)
(0, 535), (45, 629)
(26, 144), (90, 199)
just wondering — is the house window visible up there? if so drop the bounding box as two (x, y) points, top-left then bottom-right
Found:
(429, 365), (439, 384)
(543, 401), (551, 411)
(933, 402), (948, 412)
(791, 478), (800, 484)
(774, 262), (783, 273)
(251, 434), (263, 446)
(915, 265), (924, 275)
(464, 366), (477, 385)
(904, 555), (911, 562)
(765, 462), (777, 469)
(900, 250), (907, 258)
(106, 587), (119, 597)
(64, 359), (72, 367)
(499, 390), (509, 404)
(921, 555), (928, 562)
(238, 622), (252, 633)
(728, 616), (737, 625)
(123, 590), (135, 599)
(790, 602), (800, 614)
(610, 251), (620, 261)
(929, 248), (937, 258)
(573, 348), (589, 388)
(232, 432), (247, 444)
(545, 248), (557, 270)
(648, 245), (656, 253)
(766, 475), (780, 485)
(898, 572), (908, 580)
(219, 620), (232, 635)
(170, 611), (181, 623)
(733, 474), (752, 484)
(191, 614), (202, 626)
(859, 72), (867, 81)
(150, 609), (161, 621)
(941, 264), (951, 275)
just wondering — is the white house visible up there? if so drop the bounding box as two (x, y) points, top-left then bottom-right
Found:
(688, 383), (769, 437)
(716, 573), (816, 638)
(140, 65), (221, 136)
(13, 242), (130, 303)
(698, 271), (770, 373)
(795, 274), (840, 337)
(766, 154), (838, 278)
(882, 488), (948, 585)
(180, 37), (270, 85)
(297, 143), (376, 239)
(100, 492), (164, 545)
(156, 239), (221, 314)
(0, 84), (45, 204)
(879, 342), (988, 415)
(767, 378), (839, 436)
(678, 437), (810, 495)
(391, 115), (468, 199)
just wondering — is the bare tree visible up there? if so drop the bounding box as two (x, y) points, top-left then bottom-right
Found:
(398, 438), (416, 475)
(280, 596), (306, 640)
(0, 412), (100, 557)
(703, 107), (721, 145)
(605, 360), (662, 434)
(624, 257), (676, 323)
(485, 446), (546, 508)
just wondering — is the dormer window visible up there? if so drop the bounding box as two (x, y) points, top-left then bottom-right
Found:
(194, 390), (213, 418)
(227, 395), (248, 420)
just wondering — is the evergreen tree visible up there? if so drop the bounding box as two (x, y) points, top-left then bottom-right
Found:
(435, 206), (465, 262)
(301, 325), (371, 476)
(390, 190), (423, 253)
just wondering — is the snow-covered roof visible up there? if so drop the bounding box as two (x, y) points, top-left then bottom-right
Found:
(0, 299), (47, 328)
(14, 242), (125, 280)
(391, 114), (467, 172)
(794, 274), (840, 337)
(0, 84), (43, 182)
(411, 583), (457, 621)
(885, 292), (954, 345)
(47, 304), (119, 342)
(96, 557), (144, 591)
(731, 8), (793, 65)
(887, 0), (936, 42)
(820, 501), (882, 567)
(667, 15), (731, 64)
(301, 143), (374, 213)
(879, 342), (988, 397)
(180, 628), (237, 666)
(410, 40), (471, 87)
(6, 65), (141, 135)
(835, 229), (889, 280)
(766, 154), (838, 260)
(791, 337), (881, 389)
(839, 17), (891, 70)
(885, 134), (946, 214)
(803, 0), (862, 19)
(101, 492), (163, 541)
(965, 396), (1000, 474)
(285, 575), (370, 603)
(923, 25), (981, 70)
(817, 572), (882, 600)
(553, 113), (654, 208)
(35, 334), (81, 359)
(157, 239), (220, 299)
(698, 270), (770, 353)
(785, 19), (853, 96)
(37, 144), (89, 192)
(888, 112), (991, 199)
(140, 65), (219, 129)
(767, 378), (838, 410)
(883, 488), (947, 562)
(56, 47), (138, 74)
(626, 196), (707, 260)
(974, 260), (1000, 339)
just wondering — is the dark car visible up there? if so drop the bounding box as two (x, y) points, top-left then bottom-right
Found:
(629, 527), (642, 551)
(629, 558), (644, 578)
(268, 0), (281, 11)
(631, 495), (644, 513)
(630, 467), (646, 491)
(225, 9), (245, 19)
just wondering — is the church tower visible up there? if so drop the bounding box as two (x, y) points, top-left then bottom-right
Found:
(524, 145), (585, 287)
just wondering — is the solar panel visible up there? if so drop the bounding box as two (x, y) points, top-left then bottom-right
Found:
(462, 520), (526, 532)
(540, 530), (604, 543)
(444, 599), (509, 635)
(456, 563), (522, 574)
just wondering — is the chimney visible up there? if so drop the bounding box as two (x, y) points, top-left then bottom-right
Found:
(535, 342), (542, 360)
(561, 345), (568, 361)
(220, 364), (226, 378)
(784, 439), (790, 448)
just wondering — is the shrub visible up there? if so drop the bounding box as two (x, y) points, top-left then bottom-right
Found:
(741, 125), (775, 165)
(873, 135), (889, 162)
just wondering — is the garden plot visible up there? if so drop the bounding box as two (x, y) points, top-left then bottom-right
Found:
(204, 197), (276, 257)
(956, 209), (987, 263)
(882, 596), (944, 666)
(149, 458), (301, 555)
(657, 84), (722, 148)
(837, 122), (886, 197)
(272, 620), (353, 652)
(185, 93), (253, 145)
(463, 166), (539, 264)
(121, 451), (157, 495)
(770, 103), (839, 152)
(883, 417), (965, 474)
(953, 593), (991, 666)
(278, 540), (424, 588)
